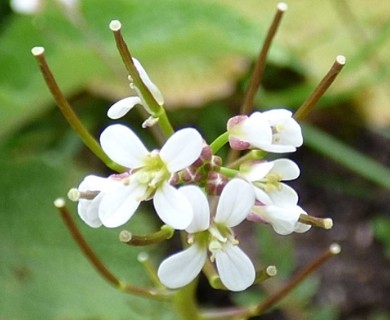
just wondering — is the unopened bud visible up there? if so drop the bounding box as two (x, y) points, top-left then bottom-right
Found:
(205, 172), (228, 195)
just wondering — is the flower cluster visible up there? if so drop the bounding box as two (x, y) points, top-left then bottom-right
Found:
(68, 54), (328, 292)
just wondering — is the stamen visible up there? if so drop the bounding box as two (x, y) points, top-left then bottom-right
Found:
(142, 116), (159, 128)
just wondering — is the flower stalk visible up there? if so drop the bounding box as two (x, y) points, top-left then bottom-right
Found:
(294, 55), (346, 121)
(119, 225), (175, 246)
(254, 243), (341, 315)
(53, 198), (168, 300)
(109, 20), (174, 138)
(299, 214), (334, 230)
(240, 2), (288, 115)
(31, 47), (124, 173)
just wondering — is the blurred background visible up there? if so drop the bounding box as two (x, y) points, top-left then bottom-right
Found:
(1, 0), (389, 319)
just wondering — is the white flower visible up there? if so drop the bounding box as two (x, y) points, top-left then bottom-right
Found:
(227, 113), (272, 151)
(249, 203), (311, 235)
(158, 179), (256, 292)
(262, 109), (303, 153)
(98, 124), (203, 229)
(107, 58), (164, 119)
(227, 109), (302, 153)
(72, 174), (125, 228)
(10, 0), (77, 14)
(240, 159), (300, 207)
(10, 0), (41, 14)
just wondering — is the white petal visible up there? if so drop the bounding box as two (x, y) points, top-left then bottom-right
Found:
(100, 124), (149, 169)
(263, 109), (303, 148)
(253, 188), (273, 205)
(154, 182), (193, 230)
(259, 143), (296, 153)
(215, 179), (255, 227)
(262, 109), (292, 124)
(215, 243), (255, 291)
(240, 112), (272, 148)
(158, 244), (207, 289)
(133, 58), (164, 105)
(160, 128), (203, 173)
(261, 205), (302, 235)
(11, 0), (41, 14)
(270, 159), (300, 180)
(107, 97), (141, 119)
(280, 119), (303, 147)
(99, 183), (145, 228)
(179, 185), (210, 233)
(78, 175), (110, 191)
(78, 197), (102, 228)
(268, 184), (299, 207)
(242, 161), (273, 182)
(77, 175), (120, 228)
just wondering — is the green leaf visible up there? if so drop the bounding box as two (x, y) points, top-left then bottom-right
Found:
(372, 216), (390, 260)
(0, 155), (176, 319)
(0, 0), (267, 139)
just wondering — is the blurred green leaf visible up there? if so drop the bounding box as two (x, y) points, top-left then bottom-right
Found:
(302, 123), (390, 190)
(0, 0), (266, 139)
(0, 155), (176, 319)
(372, 216), (390, 260)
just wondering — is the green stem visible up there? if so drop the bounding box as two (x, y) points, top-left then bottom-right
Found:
(109, 20), (174, 138)
(240, 3), (288, 115)
(119, 225), (175, 246)
(173, 280), (200, 320)
(53, 198), (168, 300)
(294, 55), (346, 121)
(31, 47), (124, 173)
(253, 243), (341, 315)
(219, 167), (238, 179)
(210, 132), (229, 154)
(227, 150), (266, 169)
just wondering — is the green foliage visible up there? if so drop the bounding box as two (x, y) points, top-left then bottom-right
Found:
(0, 154), (177, 319)
(2, 0), (390, 318)
(372, 216), (390, 261)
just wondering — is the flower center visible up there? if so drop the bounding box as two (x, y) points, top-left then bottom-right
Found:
(127, 151), (170, 200)
(271, 123), (284, 143)
(207, 223), (237, 262)
(253, 172), (283, 193)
